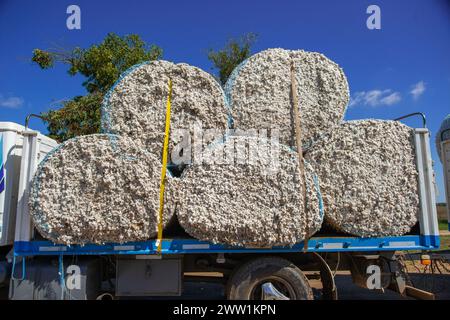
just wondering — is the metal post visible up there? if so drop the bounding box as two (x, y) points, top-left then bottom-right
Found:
(414, 128), (439, 247)
(14, 130), (39, 242)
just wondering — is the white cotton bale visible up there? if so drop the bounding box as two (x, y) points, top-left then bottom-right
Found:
(175, 136), (324, 247)
(101, 60), (229, 160)
(29, 134), (176, 244)
(304, 120), (419, 237)
(224, 48), (349, 148)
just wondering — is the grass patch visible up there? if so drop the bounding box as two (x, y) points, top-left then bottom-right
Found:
(438, 235), (450, 251)
(439, 219), (448, 231)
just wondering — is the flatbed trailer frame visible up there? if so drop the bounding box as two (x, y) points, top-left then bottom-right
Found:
(13, 234), (439, 257)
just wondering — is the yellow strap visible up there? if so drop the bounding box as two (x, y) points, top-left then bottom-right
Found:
(157, 79), (172, 254)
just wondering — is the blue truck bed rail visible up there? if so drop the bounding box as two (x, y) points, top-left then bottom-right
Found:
(13, 234), (439, 257)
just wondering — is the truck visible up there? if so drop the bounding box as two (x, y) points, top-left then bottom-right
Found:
(0, 112), (443, 300)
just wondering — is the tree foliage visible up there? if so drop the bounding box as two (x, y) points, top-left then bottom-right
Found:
(43, 93), (103, 142)
(208, 33), (257, 85)
(32, 33), (162, 141)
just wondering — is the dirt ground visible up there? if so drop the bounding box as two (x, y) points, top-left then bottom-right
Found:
(180, 270), (450, 300)
(183, 252), (450, 300)
(403, 257), (450, 274)
(334, 272), (450, 300)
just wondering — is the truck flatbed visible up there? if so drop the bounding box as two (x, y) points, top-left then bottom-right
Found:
(13, 234), (439, 256)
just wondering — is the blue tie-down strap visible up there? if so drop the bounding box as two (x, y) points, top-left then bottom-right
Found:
(313, 173), (324, 220)
(0, 163), (4, 194)
(11, 255), (26, 281)
(58, 254), (65, 300)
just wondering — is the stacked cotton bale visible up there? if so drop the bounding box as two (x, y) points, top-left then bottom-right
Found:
(29, 134), (177, 244)
(102, 60), (229, 160)
(304, 120), (419, 237)
(225, 48), (349, 148)
(29, 47), (423, 246)
(175, 136), (323, 247)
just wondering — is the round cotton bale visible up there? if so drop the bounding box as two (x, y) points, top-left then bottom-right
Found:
(304, 120), (419, 237)
(435, 114), (450, 162)
(101, 60), (229, 161)
(175, 136), (324, 247)
(29, 134), (176, 244)
(224, 48), (349, 148)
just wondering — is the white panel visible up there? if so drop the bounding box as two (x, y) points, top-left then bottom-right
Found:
(388, 241), (416, 247)
(322, 243), (344, 249)
(0, 122), (57, 246)
(0, 125), (24, 245)
(182, 244), (210, 250)
(39, 246), (67, 252)
(114, 245), (135, 251)
(135, 255), (162, 260)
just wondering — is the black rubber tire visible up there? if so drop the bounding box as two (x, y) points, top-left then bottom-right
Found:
(227, 256), (313, 300)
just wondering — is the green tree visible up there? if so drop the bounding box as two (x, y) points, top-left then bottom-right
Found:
(32, 33), (162, 141)
(208, 33), (257, 86)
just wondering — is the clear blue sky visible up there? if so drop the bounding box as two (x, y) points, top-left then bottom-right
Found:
(0, 0), (449, 202)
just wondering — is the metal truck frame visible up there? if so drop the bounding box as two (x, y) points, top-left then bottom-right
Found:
(0, 114), (441, 300)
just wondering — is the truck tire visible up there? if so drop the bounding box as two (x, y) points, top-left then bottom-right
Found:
(227, 256), (313, 300)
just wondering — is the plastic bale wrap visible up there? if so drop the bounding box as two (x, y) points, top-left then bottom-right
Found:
(304, 120), (419, 237)
(174, 136), (324, 247)
(224, 48), (349, 148)
(101, 60), (229, 159)
(28, 134), (177, 244)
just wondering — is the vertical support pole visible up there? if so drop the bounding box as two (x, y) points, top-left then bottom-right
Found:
(414, 128), (439, 247)
(14, 130), (39, 243)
